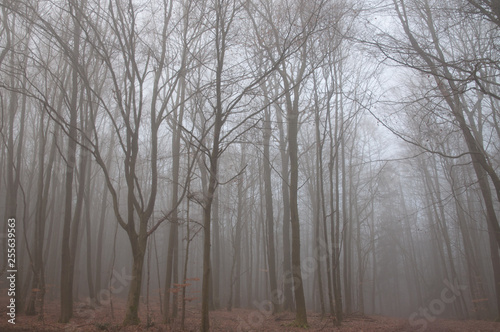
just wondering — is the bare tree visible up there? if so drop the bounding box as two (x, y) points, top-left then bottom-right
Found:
(371, 0), (500, 316)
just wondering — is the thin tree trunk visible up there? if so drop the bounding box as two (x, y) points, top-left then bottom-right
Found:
(234, 148), (245, 308)
(453, 177), (488, 319)
(354, 194), (365, 315)
(201, 46), (224, 332)
(275, 103), (294, 311)
(59, 1), (82, 321)
(84, 153), (95, 304)
(288, 95), (308, 327)
(319, 85), (335, 316)
(212, 189), (221, 309)
(181, 189), (191, 330)
(330, 66), (343, 324)
(26, 111), (47, 317)
(94, 135), (114, 305)
(263, 106), (279, 312)
(342, 129), (352, 315)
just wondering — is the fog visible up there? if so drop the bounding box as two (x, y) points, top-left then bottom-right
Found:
(1, 0), (499, 331)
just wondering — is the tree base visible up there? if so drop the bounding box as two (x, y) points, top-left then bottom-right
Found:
(123, 313), (140, 326)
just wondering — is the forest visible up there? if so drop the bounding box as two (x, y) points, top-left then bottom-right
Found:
(1, 0), (500, 331)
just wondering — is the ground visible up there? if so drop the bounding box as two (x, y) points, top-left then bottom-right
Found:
(1, 298), (500, 331)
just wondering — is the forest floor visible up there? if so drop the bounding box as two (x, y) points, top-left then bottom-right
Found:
(1, 297), (500, 331)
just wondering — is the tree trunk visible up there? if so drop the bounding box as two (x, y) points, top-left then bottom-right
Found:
(275, 101), (294, 311)
(59, 1), (81, 321)
(212, 189), (221, 309)
(263, 107), (279, 312)
(288, 105), (308, 326)
(201, 186), (215, 331)
(234, 148), (245, 308)
(3, 16), (26, 313)
(181, 190), (191, 330)
(200, 65), (223, 332)
(163, 202), (178, 323)
(452, 175), (489, 319)
(330, 69), (343, 324)
(26, 112), (47, 317)
(342, 133), (352, 315)
(123, 235), (147, 325)
(84, 154), (95, 305)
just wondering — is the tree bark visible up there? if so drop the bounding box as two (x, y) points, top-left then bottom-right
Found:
(275, 102), (294, 311)
(123, 234), (147, 325)
(263, 106), (279, 312)
(287, 99), (308, 327)
(59, 1), (82, 322)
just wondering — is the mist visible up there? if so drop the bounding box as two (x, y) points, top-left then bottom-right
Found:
(1, 0), (500, 331)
